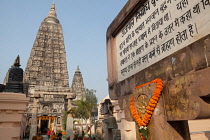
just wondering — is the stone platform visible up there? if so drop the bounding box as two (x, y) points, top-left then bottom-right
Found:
(0, 92), (29, 140)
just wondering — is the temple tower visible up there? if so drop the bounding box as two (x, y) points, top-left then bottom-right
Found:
(23, 3), (74, 135)
(71, 66), (86, 100)
(24, 3), (69, 89)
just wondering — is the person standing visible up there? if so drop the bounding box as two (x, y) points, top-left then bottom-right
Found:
(47, 128), (51, 140)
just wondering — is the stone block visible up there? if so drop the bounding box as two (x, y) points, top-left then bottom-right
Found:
(0, 92), (29, 140)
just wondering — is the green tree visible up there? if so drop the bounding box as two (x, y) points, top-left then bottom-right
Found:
(73, 89), (97, 119)
(85, 89), (97, 110)
(74, 98), (91, 119)
(61, 89), (98, 133)
(86, 89), (98, 124)
(71, 89), (98, 132)
(71, 98), (90, 132)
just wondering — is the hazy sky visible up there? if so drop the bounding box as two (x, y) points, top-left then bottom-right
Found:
(0, 0), (127, 102)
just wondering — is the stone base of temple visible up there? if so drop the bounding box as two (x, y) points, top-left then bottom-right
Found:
(0, 92), (29, 140)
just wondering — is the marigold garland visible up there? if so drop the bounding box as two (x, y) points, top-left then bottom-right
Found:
(130, 78), (163, 140)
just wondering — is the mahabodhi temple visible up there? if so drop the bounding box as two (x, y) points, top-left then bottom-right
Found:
(1, 0), (210, 140)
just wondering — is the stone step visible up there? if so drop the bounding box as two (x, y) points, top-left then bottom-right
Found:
(191, 132), (210, 140)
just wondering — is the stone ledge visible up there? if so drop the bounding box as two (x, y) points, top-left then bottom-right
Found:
(0, 93), (29, 111)
(0, 92), (29, 103)
(0, 127), (21, 138)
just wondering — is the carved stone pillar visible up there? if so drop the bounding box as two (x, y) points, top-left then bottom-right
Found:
(66, 114), (73, 138)
(29, 98), (39, 140)
(66, 94), (76, 137)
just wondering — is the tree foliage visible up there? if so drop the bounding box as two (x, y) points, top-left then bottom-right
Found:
(74, 98), (91, 120)
(86, 89), (97, 109)
(62, 89), (98, 131)
(71, 89), (98, 120)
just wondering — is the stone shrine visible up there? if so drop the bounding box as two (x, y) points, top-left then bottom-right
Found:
(106, 0), (210, 140)
(4, 55), (24, 93)
(0, 56), (29, 140)
(23, 3), (86, 136)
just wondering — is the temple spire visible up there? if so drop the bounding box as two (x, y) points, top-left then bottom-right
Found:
(51, 3), (55, 11)
(71, 66), (85, 100)
(76, 66), (81, 73)
(12, 55), (21, 67)
(24, 2), (68, 87)
(48, 3), (57, 18)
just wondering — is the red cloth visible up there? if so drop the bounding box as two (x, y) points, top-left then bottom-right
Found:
(47, 130), (51, 135)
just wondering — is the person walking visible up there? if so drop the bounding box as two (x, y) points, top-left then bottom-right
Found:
(47, 128), (51, 140)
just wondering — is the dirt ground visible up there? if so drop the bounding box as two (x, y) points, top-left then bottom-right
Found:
(189, 119), (210, 140)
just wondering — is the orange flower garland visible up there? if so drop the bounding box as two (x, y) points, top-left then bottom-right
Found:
(130, 78), (163, 140)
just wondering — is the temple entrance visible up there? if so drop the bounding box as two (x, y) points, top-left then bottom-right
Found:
(41, 120), (48, 134)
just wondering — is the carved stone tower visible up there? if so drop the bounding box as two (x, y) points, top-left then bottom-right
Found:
(71, 66), (86, 100)
(24, 3), (69, 89)
(23, 3), (74, 134)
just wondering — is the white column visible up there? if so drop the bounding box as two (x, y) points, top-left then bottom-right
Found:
(48, 117), (51, 129)
(54, 116), (57, 133)
(38, 117), (41, 129)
